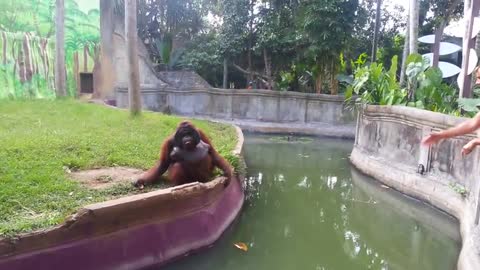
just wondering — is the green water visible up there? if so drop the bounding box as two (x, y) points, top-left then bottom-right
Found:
(164, 135), (461, 270)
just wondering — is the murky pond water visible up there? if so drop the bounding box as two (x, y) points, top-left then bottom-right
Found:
(163, 134), (461, 270)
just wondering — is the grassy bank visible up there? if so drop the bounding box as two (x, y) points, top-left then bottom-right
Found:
(0, 100), (237, 236)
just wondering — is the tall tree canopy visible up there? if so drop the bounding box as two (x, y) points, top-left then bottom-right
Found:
(297, 0), (359, 94)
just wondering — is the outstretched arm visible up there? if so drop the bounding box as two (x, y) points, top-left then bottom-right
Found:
(211, 148), (233, 186)
(135, 137), (173, 188)
(422, 112), (480, 146)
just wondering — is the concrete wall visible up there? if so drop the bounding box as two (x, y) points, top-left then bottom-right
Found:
(115, 87), (356, 126)
(96, 0), (166, 99)
(351, 105), (480, 270)
(157, 71), (211, 90)
(97, 1), (211, 99)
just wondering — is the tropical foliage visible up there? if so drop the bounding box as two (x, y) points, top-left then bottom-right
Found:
(347, 53), (461, 115)
(123, 0), (408, 92)
(346, 55), (406, 106)
(0, 0), (473, 118)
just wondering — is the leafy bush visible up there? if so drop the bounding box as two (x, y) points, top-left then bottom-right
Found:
(345, 55), (406, 106)
(405, 54), (459, 114)
(346, 53), (460, 115)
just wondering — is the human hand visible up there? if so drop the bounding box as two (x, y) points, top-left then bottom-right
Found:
(462, 141), (477, 156)
(421, 132), (443, 146)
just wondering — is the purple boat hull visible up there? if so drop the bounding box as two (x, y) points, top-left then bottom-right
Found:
(0, 177), (244, 270)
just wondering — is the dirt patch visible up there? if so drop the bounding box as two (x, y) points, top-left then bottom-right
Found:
(69, 167), (144, 189)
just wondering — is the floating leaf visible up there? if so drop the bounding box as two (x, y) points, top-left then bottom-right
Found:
(234, 242), (248, 252)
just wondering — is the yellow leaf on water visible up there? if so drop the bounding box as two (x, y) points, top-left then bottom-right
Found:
(234, 242), (248, 252)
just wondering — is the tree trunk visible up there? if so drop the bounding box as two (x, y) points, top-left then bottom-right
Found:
(432, 0), (462, 68)
(55, 0), (67, 96)
(92, 50), (102, 97)
(476, 33), (480, 56)
(371, 0), (382, 62)
(98, 0), (115, 99)
(18, 46), (26, 83)
(23, 33), (33, 82)
(232, 63), (270, 83)
(460, 0), (479, 98)
(125, 0), (142, 115)
(247, 0), (254, 84)
(431, 21), (446, 68)
(409, 0), (419, 54)
(407, 0), (419, 99)
(465, 0), (471, 18)
(40, 39), (49, 80)
(32, 39), (39, 75)
(1, 31), (6, 65)
(223, 57), (228, 89)
(12, 40), (17, 79)
(329, 60), (338, 95)
(247, 49), (253, 84)
(400, 16), (410, 86)
(74, 52), (80, 96)
(315, 64), (323, 94)
(263, 48), (273, 90)
(84, 45), (89, 72)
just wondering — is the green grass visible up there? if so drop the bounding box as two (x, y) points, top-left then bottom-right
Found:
(0, 99), (238, 237)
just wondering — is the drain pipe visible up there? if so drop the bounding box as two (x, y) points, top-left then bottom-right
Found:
(354, 103), (363, 146)
(418, 127), (432, 175)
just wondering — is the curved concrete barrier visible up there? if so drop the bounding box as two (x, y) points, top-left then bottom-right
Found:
(351, 105), (480, 270)
(0, 127), (245, 270)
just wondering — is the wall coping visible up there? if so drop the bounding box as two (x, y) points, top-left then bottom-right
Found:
(0, 124), (245, 260)
(115, 86), (349, 103)
(362, 105), (474, 133)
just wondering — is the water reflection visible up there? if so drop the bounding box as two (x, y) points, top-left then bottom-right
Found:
(162, 135), (460, 270)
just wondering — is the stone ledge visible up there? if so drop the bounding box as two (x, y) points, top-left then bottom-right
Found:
(362, 105), (476, 135)
(116, 86), (350, 103)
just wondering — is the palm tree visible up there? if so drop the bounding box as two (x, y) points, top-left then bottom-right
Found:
(125, 0), (141, 115)
(408, 0), (419, 54)
(399, 12), (409, 86)
(371, 0), (382, 62)
(55, 0), (67, 97)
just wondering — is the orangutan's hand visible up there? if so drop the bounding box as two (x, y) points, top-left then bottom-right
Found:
(133, 179), (145, 190)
